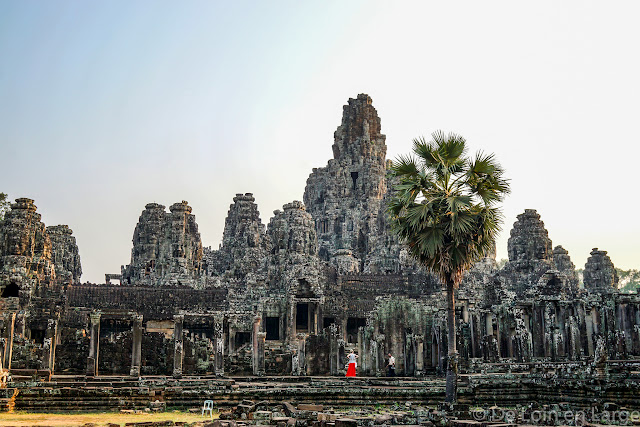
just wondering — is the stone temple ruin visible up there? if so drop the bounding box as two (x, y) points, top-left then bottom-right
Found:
(1, 94), (639, 411)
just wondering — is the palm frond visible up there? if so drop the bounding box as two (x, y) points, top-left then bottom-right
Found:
(386, 130), (510, 288)
(391, 154), (421, 178)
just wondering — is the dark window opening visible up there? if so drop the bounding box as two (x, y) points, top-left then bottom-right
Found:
(31, 328), (46, 345)
(296, 303), (309, 331)
(351, 172), (359, 190)
(235, 332), (251, 348)
(266, 317), (279, 340)
(323, 317), (336, 329)
(1, 282), (19, 298)
(346, 317), (366, 343)
(357, 229), (367, 254)
(187, 328), (213, 340)
(547, 277), (561, 289)
(99, 319), (130, 338)
(318, 247), (330, 262)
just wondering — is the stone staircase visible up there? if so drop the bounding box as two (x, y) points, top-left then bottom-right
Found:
(0, 387), (18, 412)
(4, 375), (448, 412)
(9, 370), (640, 413)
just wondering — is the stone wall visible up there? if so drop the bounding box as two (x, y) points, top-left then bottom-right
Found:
(66, 285), (227, 320)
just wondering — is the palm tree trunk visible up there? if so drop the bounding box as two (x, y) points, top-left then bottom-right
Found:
(445, 278), (458, 404)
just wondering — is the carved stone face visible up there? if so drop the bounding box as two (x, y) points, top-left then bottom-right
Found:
(289, 230), (306, 254)
(7, 231), (29, 256)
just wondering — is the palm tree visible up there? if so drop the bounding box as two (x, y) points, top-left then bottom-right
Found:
(387, 131), (509, 404)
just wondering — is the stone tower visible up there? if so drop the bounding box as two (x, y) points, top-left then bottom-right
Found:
(121, 201), (203, 285)
(209, 193), (268, 278)
(498, 209), (555, 295)
(0, 198), (56, 304)
(507, 209), (554, 269)
(303, 94), (395, 273)
(583, 248), (619, 292)
(48, 225), (82, 284)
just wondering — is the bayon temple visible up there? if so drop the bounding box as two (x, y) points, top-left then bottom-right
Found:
(0, 95), (639, 408)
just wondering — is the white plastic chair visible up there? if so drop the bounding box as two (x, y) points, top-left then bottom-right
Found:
(202, 399), (214, 418)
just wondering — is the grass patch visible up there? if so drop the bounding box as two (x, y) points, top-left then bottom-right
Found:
(0, 410), (218, 426)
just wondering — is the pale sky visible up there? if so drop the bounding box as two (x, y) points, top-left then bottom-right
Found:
(1, 1), (638, 283)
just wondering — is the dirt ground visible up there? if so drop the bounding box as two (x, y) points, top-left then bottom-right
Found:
(0, 410), (217, 426)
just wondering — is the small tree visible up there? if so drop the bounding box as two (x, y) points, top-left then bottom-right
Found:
(387, 131), (509, 403)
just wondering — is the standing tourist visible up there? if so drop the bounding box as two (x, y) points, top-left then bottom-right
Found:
(345, 349), (358, 377)
(386, 353), (395, 377)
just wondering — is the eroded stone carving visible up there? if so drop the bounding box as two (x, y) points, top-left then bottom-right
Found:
(48, 225), (82, 284)
(121, 201), (203, 286)
(584, 248), (618, 292)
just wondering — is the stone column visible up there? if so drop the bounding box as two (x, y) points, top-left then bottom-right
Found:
(557, 305), (566, 358)
(494, 314), (502, 358)
(369, 337), (378, 376)
(415, 334), (425, 376)
(130, 314), (143, 377)
(337, 338), (346, 374)
(279, 315), (286, 341)
(13, 310), (27, 338)
(173, 315), (184, 378)
(341, 317), (348, 342)
(214, 315), (224, 376)
(469, 312), (476, 358)
(483, 313), (493, 360)
(14, 311), (28, 339)
(506, 321), (514, 359)
(622, 304), (634, 355)
(357, 327), (364, 369)
(252, 316), (265, 375)
(296, 333), (306, 375)
(376, 334), (386, 375)
(405, 332), (415, 376)
(591, 307), (599, 336)
(307, 303), (313, 334)
(228, 324), (236, 354)
(287, 298), (296, 345)
(360, 328), (369, 374)
(2, 313), (16, 371)
(316, 304), (323, 335)
(253, 332), (266, 376)
(431, 330), (439, 368)
(634, 305), (640, 356)
(486, 312), (494, 335)
(42, 319), (58, 374)
(328, 323), (339, 375)
(86, 311), (101, 377)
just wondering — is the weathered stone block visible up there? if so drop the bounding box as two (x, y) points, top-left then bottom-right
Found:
(298, 404), (323, 412)
(335, 419), (357, 427)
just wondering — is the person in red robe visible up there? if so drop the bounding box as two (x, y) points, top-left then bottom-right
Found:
(345, 349), (358, 377)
